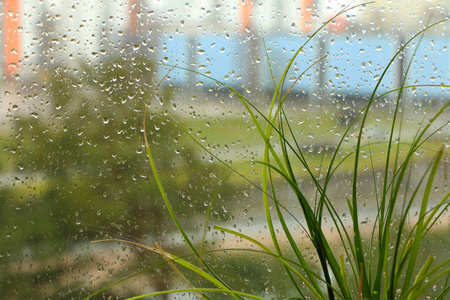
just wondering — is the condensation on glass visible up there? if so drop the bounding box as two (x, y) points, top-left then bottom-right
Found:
(0, 1), (448, 299)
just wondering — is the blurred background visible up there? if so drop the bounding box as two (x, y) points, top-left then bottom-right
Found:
(0, 0), (449, 299)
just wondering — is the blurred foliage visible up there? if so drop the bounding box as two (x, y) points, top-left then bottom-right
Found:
(0, 59), (239, 298)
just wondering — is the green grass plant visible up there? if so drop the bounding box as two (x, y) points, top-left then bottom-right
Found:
(90, 3), (450, 299)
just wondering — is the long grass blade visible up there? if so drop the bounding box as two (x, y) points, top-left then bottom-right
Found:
(358, 18), (450, 299)
(143, 67), (243, 299)
(407, 256), (435, 300)
(400, 258), (450, 300)
(214, 225), (327, 300)
(401, 147), (445, 296)
(125, 288), (267, 300)
(92, 239), (241, 298)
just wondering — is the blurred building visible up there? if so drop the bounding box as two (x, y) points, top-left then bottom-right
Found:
(1, 0), (449, 99)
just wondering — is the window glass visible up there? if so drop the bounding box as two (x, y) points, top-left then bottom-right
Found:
(1, 1), (449, 299)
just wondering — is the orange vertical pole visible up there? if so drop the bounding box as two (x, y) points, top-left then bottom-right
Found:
(128, 0), (139, 35)
(3, 0), (22, 77)
(299, 0), (313, 33)
(240, 0), (252, 33)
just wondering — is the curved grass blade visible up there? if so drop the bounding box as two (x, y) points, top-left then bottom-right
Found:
(81, 260), (170, 300)
(401, 146), (445, 295)
(92, 239), (243, 299)
(399, 258), (450, 300)
(125, 288), (266, 300)
(214, 225), (327, 300)
(143, 66), (243, 299)
(351, 18), (450, 299)
(387, 24), (442, 295)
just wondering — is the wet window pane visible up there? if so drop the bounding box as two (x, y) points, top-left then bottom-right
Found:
(1, 1), (449, 299)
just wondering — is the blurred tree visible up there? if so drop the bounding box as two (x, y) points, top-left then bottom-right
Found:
(0, 58), (237, 298)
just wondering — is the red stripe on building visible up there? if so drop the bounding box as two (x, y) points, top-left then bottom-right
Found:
(240, 0), (252, 33)
(299, 0), (313, 33)
(3, 0), (21, 77)
(128, 0), (139, 35)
